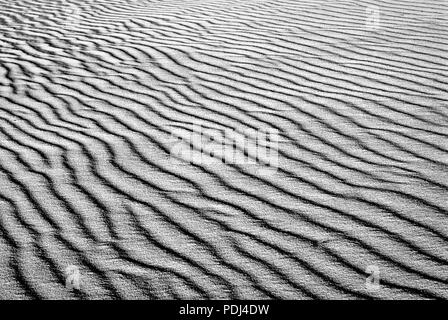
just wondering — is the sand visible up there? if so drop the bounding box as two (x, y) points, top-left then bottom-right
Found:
(0, 0), (447, 299)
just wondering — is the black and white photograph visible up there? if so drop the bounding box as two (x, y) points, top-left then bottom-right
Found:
(0, 0), (447, 304)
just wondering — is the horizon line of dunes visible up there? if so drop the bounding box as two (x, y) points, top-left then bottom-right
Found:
(0, 0), (447, 299)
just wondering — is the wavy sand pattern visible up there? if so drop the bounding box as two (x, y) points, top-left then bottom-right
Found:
(0, 0), (447, 299)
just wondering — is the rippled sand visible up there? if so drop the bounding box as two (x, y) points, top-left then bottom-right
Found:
(0, 0), (447, 299)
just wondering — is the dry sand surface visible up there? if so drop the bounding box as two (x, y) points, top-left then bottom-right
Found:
(0, 0), (447, 299)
